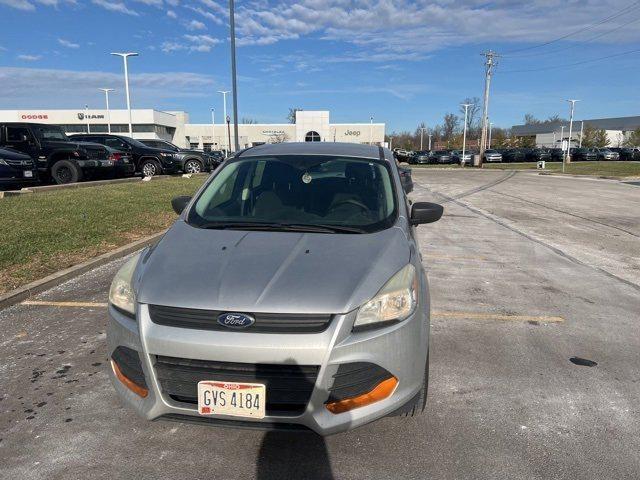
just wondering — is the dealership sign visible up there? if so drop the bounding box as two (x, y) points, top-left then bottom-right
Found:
(345, 130), (361, 137)
(78, 113), (105, 120)
(21, 114), (49, 120)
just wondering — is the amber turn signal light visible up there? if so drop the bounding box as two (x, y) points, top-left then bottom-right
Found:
(326, 376), (398, 414)
(111, 359), (149, 398)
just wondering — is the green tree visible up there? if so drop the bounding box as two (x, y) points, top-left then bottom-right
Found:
(593, 129), (609, 148)
(580, 125), (597, 148)
(624, 128), (640, 147)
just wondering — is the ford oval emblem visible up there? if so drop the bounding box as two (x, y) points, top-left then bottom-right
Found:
(217, 312), (255, 329)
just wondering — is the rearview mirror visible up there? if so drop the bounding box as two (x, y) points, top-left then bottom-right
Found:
(410, 202), (443, 225)
(171, 195), (191, 215)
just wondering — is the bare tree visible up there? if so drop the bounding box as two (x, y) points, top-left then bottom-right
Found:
(459, 97), (480, 131)
(270, 132), (290, 143)
(287, 108), (302, 124)
(442, 113), (460, 141)
(241, 117), (258, 124)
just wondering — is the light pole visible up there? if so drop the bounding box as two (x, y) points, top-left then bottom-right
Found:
(428, 134), (432, 151)
(488, 122), (494, 149)
(111, 52), (138, 136)
(228, 0), (240, 152)
(579, 120), (584, 147)
(99, 88), (115, 133)
(210, 108), (215, 151)
(84, 104), (90, 133)
(420, 127), (427, 150)
(218, 90), (230, 153)
(226, 115), (232, 155)
(369, 116), (374, 145)
(461, 103), (474, 166)
(564, 99), (580, 171)
(560, 126), (565, 152)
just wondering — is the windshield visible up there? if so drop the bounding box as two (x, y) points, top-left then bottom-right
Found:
(188, 155), (397, 233)
(32, 125), (69, 141)
(123, 136), (156, 149)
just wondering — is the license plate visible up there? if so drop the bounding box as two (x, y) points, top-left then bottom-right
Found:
(197, 381), (265, 419)
(24, 170), (33, 178)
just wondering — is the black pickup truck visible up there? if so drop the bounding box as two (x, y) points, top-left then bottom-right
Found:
(0, 123), (115, 184)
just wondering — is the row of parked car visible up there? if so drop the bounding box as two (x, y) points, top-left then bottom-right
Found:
(393, 146), (640, 165)
(0, 122), (225, 190)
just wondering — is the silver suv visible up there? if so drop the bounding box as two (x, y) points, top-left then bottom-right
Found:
(107, 142), (443, 435)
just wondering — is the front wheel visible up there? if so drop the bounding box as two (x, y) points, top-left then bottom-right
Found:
(183, 159), (202, 174)
(51, 159), (82, 185)
(140, 159), (161, 177)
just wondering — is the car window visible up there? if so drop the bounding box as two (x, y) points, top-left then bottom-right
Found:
(189, 155), (397, 233)
(31, 125), (69, 141)
(6, 126), (34, 143)
(104, 138), (128, 150)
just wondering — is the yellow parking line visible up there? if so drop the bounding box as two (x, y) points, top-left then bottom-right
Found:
(432, 311), (564, 323)
(22, 300), (108, 308)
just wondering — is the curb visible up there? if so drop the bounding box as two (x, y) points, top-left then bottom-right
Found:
(0, 231), (166, 310)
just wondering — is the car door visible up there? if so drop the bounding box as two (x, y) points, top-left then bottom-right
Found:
(4, 126), (40, 159)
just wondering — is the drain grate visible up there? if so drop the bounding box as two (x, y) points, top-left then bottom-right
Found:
(569, 357), (597, 367)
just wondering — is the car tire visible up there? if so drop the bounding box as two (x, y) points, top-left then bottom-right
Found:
(51, 159), (82, 185)
(184, 159), (203, 174)
(141, 158), (161, 177)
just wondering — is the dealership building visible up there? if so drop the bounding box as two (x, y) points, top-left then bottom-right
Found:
(0, 109), (386, 151)
(511, 115), (640, 148)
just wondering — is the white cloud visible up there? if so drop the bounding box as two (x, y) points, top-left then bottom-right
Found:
(161, 34), (220, 53)
(0, 0), (35, 10)
(133, 0), (162, 6)
(0, 66), (217, 107)
(17, 54), (42, 61)
(186, 5), (223, 25)
(166, 9), (177, 18)
(91, 0), (138, 16)
(58, 38), (80, 49)
(186, 19), (206, 30)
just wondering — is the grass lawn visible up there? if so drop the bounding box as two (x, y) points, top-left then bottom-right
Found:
(410, 161), (640, 178)
(0, 176), (207, 295)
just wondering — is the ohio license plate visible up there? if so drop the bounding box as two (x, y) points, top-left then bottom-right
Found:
(197, 381), (265, 418)
(24, 170), (33, 178)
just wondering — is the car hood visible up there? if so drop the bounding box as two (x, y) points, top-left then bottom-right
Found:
(137, 220), (410, 314)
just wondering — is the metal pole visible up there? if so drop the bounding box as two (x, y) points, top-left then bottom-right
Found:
(85, 104), (90, 133)
(111, 53), (138, 136)
(226, 115), (232, 155)
(218, 91), (230, 153)
(428, 134), (432, 150)
(420, 128), (424, 150)
(389, 136), (393, 150)
(488, 122), (493, 149)
(479, 50), (498, 168)
(564, 99), (579, 172)
(579, 120), (584, 147)
(99, 88), (114, 133)
(211, 108), (215, 151)
(228, 0), (240, 152)
(369, 116), (373, 145)
(461, 104), (472, 166)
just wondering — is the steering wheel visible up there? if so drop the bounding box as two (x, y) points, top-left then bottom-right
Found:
(330, 198), (369, 213)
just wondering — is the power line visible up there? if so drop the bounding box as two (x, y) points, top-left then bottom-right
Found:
(500, 46), (640, 73)
(501, 0), (640, 55)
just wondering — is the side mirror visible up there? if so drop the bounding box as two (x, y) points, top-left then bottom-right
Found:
(410, 202), (443, 225)
(171, 195), (191, 215)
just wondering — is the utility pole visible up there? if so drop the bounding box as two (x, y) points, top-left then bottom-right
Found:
(99, 88), (114, 133)
(479, 50), (498, 167)
(579, 120), (584, 147)
(461, 103), (473, 166)
(420, 127), (427, 150)
(488, 122), (494, 149)
(564, 99), (580, 172)
(210, 108), (215, 151)
(228, 0), (240, 152)
(84, 104), (90, 133)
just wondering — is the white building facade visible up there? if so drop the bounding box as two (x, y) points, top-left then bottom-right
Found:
(0, 109), (385, 151)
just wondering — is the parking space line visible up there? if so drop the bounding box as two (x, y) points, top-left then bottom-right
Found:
(21, 300), (107, 308)
(425, 254), (488, 261)
(432, 311), (564, 323)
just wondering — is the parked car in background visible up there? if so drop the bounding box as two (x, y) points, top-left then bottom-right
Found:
(595, 148), (620, 161)
(397, 161), (414, 194)
(69, 134), (180, 177)
(450, 150), (473, 165)
(549, 148), (565, 162)
(106, 142), (443, 435)
(0, 123), (114, 184)
(429, 150), (452, 164)
(207, 150), (226, 166)
(393, 148), (409, 162)
(525, 148), (551, 163)
(71, 140), (136, 179)
(408, 151), (430, 165)
(139, 139), (214, 173)
(569, 148), (598, 161)
(0, 146), (38, 189)
(482, 149), (502, 163)
(610, 147), (640, 161)
(501, 149), (526, 163)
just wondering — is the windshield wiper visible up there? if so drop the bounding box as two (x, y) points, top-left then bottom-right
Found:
(197, 221), (365, 234)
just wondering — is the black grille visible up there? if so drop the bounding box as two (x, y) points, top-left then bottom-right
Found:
(154, 355), (319, 415)
(5, 158), (33, 167)
(149, 304), (333, 334)
(327, 362), (393, 403)
(111, 346), (147, 389)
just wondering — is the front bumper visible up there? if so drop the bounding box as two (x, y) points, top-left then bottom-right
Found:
(107, 299), (429, 436)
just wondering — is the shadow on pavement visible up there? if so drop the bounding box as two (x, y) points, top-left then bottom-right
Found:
(257, 431), (334, 480)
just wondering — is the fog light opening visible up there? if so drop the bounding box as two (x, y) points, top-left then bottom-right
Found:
(111, 359), (149, 398)
(326, 376), (398, 414)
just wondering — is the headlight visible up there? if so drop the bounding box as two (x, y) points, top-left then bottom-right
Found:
(353, 264), (418, 330)
(159, 152), (173, 157)
(0, 158), (8, 166)
(108, 253), (141, 317)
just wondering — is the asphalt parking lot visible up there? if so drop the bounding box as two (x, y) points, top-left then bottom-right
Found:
(1, 169), (639, 479)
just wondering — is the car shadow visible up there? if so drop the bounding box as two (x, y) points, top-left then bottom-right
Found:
(255, 359), (338, 480)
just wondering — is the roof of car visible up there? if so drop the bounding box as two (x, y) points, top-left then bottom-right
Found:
(236, 142), (391, 161)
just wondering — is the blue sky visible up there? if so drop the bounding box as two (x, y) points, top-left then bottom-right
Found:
(1, 0), (640, 132)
